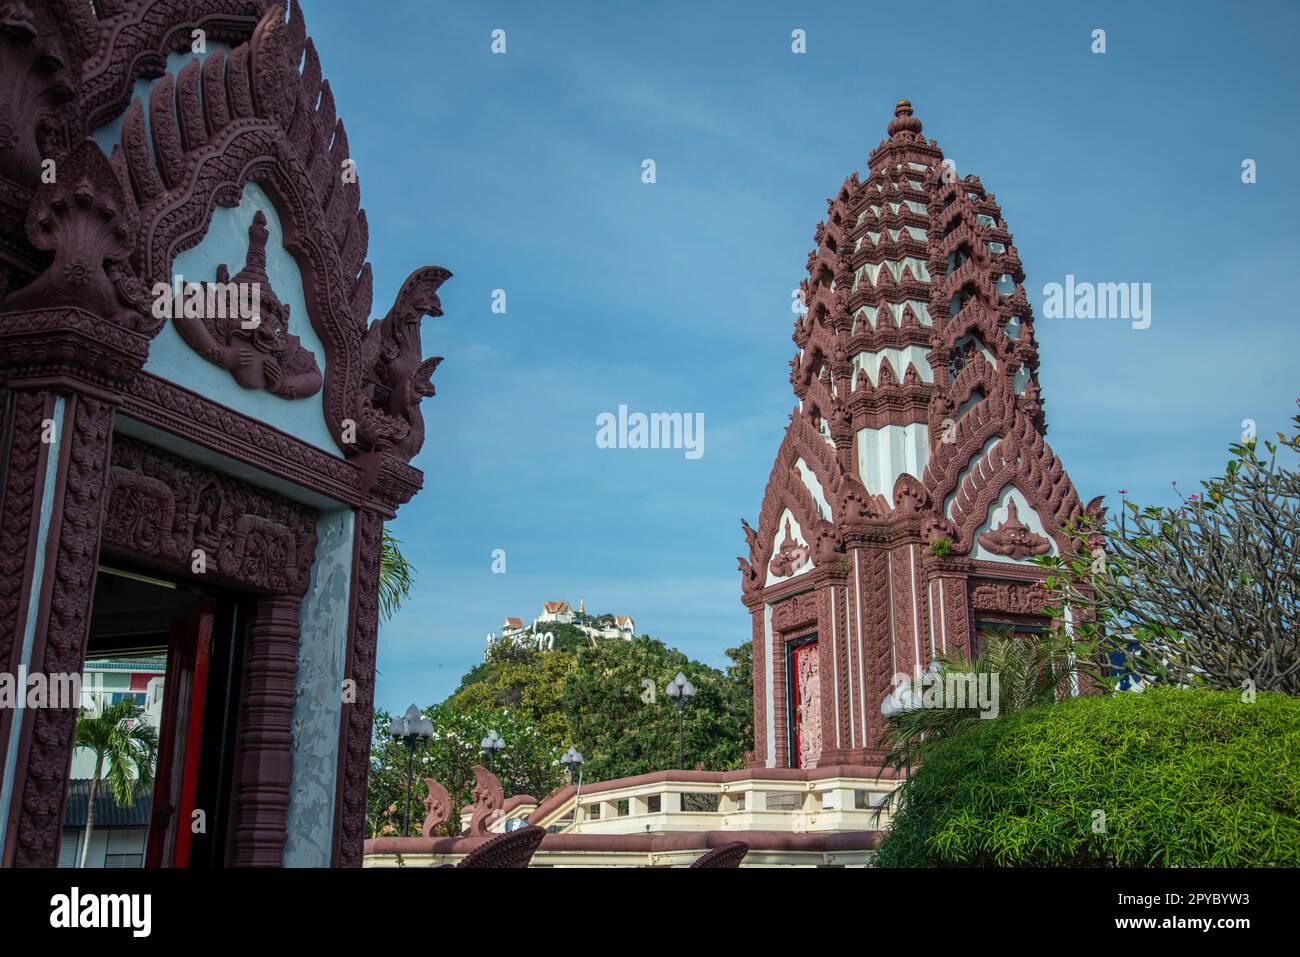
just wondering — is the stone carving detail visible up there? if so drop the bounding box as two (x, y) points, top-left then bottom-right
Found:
(469, 764), (505, 837)
(5, 139), (144, 325)
(229, 593), (302, 866)
(0, 0), (81, 194)
(772, 590), (819, 634)
(1, 0), (439, 869)
(977, 499), (1051, 559)
(11, 395), (114, 867)
(421, 778), (453, 837)
(337, 508), (383, 867)
(0, 391), (43, 679)
(969, 579), (1049, 616)
(768, 517), (811, 578)
(174, 210), (323, 398)
(794, 642), (821, 769)
(103, 435), (318, 595)
(353, 266), (450, 461)
(742, 102), (1091, 762)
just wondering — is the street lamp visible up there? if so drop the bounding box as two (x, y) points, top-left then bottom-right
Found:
(480, 729), (505, 772)
(665, 671), (696, 768)
(388, 704), (433, 837)
(561, 746), (584, 831)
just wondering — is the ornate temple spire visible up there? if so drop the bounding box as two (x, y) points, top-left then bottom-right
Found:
(742, 101), (1090, 768)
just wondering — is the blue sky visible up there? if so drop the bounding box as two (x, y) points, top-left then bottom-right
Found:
(301, 0), (1300, 709)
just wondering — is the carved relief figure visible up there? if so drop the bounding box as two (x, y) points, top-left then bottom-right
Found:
(421, 779), (452, 837)
(795, 645), (821, 769)
(768, 517), (811, 578)
(978, 498), (1052, 559)
(354, 266), (451, 461)
(468, 764), (505, 836)
(173, 211), (324, 399)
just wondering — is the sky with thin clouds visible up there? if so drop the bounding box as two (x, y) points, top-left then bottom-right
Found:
(302, 0), (1300, 710)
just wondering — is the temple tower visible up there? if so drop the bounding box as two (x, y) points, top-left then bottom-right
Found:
(740, 101), (1098, 769)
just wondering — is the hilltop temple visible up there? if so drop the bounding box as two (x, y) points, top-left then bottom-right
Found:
(739, 101), (1099, 770)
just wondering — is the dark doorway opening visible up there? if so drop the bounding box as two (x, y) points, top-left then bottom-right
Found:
(62, 566), (249, 868)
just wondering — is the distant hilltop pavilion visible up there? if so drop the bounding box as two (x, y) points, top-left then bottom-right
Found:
(487, 599), (636, 657)
(740, 101), (1101, 770)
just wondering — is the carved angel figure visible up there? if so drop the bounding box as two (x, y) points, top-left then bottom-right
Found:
(173, 211), (323, 399)
(768, 517), (811, 578)
(354, 265), (451, 460)
(796, 650), (821, 769)
(977, 499), (1052, 559)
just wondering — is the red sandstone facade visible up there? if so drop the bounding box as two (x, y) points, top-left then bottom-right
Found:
(741, 102), (1099, 768)
(0, 1), (443, 866)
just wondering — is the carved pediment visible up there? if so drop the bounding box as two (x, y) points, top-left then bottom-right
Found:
(769, 516), (811, 578)
(172, 210), (323, 399)
(103, 435), (317, 595)
(978, 499), (1051, 559)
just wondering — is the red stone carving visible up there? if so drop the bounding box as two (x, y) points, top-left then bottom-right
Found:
(772, 591), (818, 634)
(469, 765), (505, 837)
(353, 266), (449, 461)
(5, 139), (142, 326)
(229, 594), (302, 866)
(175, 211), (324, 398)
(742, 101), (1087, 765)
(977, 499), (1051, 559)
(335, 507), (382, 867)
(969, 578), (1049, 616)
(8, 394), (114, 867)
(1, 1), (440, 868)
(793, 641), (821, 769)
(421, 779), (453, 837)
(103, 435), (318, 595)
(768, 516), (811, 578)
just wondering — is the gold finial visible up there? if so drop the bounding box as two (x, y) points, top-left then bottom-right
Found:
(888, 99), (921, 136)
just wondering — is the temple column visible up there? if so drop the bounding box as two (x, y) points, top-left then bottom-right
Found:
(332, 507), (381, 866)
(0, 388), (118, 866)
(230, 594), (302, 866)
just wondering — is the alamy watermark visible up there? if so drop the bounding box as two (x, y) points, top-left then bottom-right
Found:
(1041, 275), (1151, 330)
(595, 404), (704, 460)
(883, 667), (1000, 719)
(150, 275), (261, 326)
(0, 668), (86, 709)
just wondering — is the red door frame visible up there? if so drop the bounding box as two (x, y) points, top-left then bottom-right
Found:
(144, 600), (214, 867)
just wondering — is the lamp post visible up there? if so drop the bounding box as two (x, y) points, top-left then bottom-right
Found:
(389, 704), (433, 837)
(480, 729), (505, 772)
(561, 746), (584, 831)
(665, 671), (696, 768)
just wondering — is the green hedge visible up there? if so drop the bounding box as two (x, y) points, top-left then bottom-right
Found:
(873, 687), (1300, 867)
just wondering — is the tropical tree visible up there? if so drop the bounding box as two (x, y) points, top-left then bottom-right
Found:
(74, 697), (159, 868)
(1039, 402), (1300, 695)
(879, 627), (1099, 774)
(562, 635), (750, 781)
(369, 703), (564, 837)
(379, 527), (415, 622)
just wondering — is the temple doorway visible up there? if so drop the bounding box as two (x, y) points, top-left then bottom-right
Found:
(61, 566), (250, 868)
(786, 635), (821, 769)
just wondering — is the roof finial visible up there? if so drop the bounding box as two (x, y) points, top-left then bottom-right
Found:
(888, 99), (922, 137)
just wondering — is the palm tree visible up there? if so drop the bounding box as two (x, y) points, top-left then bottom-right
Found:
(74, 697), (159, 868)
(881, 626), (1091, 772)
(380, 527), (415, 622)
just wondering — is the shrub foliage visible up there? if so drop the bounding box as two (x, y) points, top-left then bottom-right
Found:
(873, 687), (1300, 867)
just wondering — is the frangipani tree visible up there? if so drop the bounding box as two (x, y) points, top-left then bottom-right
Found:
(1039, 402), (1299, 695)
